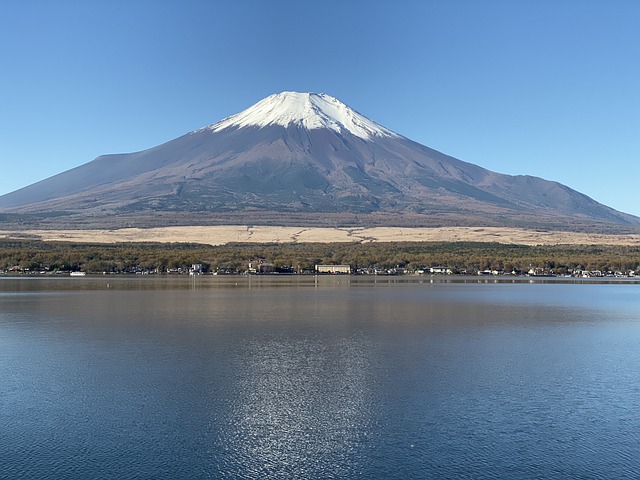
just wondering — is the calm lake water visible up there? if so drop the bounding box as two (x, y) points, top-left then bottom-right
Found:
(1, 275), (640, 479)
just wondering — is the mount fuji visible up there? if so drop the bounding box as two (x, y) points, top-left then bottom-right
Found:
(1, 91), (638, 229)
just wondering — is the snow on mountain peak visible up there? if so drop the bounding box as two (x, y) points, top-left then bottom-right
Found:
(205, 91), (399, 140)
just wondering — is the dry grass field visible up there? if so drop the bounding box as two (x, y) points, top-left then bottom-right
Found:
(2, 225), (640, 246)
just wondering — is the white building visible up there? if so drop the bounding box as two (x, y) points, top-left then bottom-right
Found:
(315, 265), (351, 274)
(430, 266), (453, 274)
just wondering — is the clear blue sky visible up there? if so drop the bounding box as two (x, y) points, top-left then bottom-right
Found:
(1, 1), (638, 216)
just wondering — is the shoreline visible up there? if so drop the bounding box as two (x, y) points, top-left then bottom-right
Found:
(2, 273), (639, 284)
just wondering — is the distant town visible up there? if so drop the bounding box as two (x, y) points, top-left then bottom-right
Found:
(1, 239), (639, 278)
(3, 260), (638, 279)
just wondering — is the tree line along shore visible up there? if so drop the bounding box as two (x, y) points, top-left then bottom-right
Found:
(1, 239), (639, 277)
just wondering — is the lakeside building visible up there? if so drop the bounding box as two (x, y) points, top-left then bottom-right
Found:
(315, 264), (351, 274)
(429, 266), (453, 274)
(189, 264), (203, 275)
(248, 261), (275, 274)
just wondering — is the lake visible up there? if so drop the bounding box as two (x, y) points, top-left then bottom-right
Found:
(1, 275), (640, 479)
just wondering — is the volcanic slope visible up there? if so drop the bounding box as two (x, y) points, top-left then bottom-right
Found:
(0, 92), (637, 229)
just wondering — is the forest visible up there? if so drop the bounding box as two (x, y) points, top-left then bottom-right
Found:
(1, 239), (639, 276)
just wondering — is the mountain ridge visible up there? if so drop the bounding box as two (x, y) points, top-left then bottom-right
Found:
(0, 92), (638, 230)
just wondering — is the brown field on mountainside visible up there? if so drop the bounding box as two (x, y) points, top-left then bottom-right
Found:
(2, 226), (640, 246)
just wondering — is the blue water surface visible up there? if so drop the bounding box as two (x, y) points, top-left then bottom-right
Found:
(1, 276), (639, 479)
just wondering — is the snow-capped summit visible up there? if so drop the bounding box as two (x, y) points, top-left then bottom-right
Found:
(206, 91), (399, 140)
